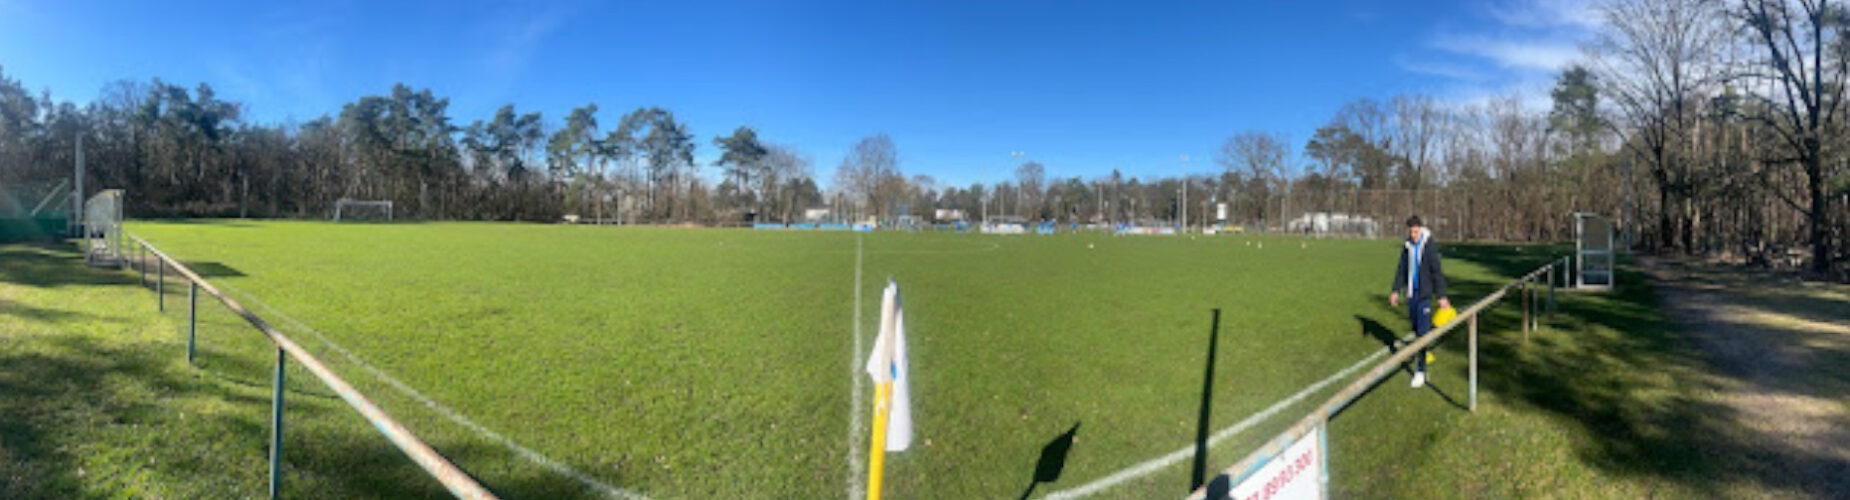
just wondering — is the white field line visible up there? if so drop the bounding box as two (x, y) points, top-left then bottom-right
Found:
(1039, 346), (1392, 500)
(214, 281), (651, 500)
(847, 233), (867, 500)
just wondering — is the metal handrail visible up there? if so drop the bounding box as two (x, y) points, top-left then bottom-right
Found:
(1186, 256), (1568, 499)
(130, 234), (497, 500)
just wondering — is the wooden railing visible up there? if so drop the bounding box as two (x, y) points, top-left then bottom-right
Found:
(1186, 254), (1573, 499)
(129, 235), (497, 500)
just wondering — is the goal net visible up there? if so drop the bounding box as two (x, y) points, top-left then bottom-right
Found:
(333, 199), (394, 222)
(83, 189), (125, 267)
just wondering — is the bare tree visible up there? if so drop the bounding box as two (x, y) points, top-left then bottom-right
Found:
(1014, 161), (1045, 219)
(1391, 94), (1444, 204)
(1217, 131), (1288, 225)
(833, 133), (902, 221)
(1589, 0), (1732, 252)
(1738, 0), (1849, 274)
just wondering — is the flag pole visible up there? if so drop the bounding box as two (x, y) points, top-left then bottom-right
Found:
(867, 381), (892, 500)
(866, 279), (903, 500)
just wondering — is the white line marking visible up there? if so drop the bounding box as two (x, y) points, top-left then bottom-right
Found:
(1039, 346), (1392, 500)
(848, 233), (867, 500)
(215, 281), (651, 500)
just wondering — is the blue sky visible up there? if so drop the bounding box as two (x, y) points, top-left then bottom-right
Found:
(0, 0), (1597, 188)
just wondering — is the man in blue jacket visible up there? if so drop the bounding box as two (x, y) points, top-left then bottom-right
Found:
(1389, 216), (1450, 388)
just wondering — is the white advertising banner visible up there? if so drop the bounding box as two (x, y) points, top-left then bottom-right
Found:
(1227, 425), (1323, 500)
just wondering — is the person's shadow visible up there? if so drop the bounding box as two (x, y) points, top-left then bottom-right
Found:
(1356, 315), (1470, 411)
(1356, 315), (1407, 375)
(1423, 379), (1469, 411)
(1016, 422), (1080, 500)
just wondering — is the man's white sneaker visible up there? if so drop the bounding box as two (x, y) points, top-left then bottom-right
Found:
(1410, 371), (1426, 388)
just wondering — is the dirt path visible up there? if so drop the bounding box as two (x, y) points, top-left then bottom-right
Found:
(1643, 257), (1850, 498)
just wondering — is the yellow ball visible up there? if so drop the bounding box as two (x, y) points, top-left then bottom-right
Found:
(1432, 305), (1458, 327)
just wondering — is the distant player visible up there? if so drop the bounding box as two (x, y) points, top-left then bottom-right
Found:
(1389, 216), (1449, 388)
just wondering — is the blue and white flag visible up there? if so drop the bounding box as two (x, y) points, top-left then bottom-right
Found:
(865, 280), (913, 451)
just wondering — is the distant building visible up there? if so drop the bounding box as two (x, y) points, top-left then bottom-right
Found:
(1286, 212), (1379, 238)
(933, 209), (965, 222)
(803, 208), (831, 222)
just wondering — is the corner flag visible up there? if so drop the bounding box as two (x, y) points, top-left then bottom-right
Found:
(865, 280), (912, 500)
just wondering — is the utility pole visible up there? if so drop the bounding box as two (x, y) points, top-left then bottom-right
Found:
(1179, 154), (1190, 232)
(1179, 181), (1186, 231)
(1096, 183), (1102, 224)
(1009, 151), (1025, 219)
(1622, 152), (1634, 251)
(73, 134), (84, 237)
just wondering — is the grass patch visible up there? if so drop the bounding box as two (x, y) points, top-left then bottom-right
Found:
(0, 242), (465, 498)
(19, 221), (1818, 498)
(120, 221), (1550, 498)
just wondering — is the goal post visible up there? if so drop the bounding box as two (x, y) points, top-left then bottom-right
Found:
(333, 199), (393, 222)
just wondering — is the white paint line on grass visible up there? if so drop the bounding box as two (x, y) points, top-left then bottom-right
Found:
(214, 281), (651, 500)
(847, 233), (867, 500)
(1038, 346), (1391, 500)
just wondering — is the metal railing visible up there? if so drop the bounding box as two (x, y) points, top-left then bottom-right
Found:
(128, 235), (497, 500)
(1187, 254), (1574, 499)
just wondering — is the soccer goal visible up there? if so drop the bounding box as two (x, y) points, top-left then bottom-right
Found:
(83, 189), (125, 267)
(333, 199), (393, 222)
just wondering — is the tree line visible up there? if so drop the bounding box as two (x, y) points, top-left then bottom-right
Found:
(0, 75), (828, 224)
(0, 0), (1843, 278)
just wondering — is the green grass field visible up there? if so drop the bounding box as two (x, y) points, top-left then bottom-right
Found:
(17, 220), (1750, 499)
(107, 220), (1550, 499)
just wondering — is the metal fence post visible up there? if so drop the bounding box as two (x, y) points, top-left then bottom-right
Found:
(1566, 255), (1575, 289)
(138, 244), (146, 287)
(1548, 262), (1557, 316)
(157, 259), (165, 312)
(1468, 314), (1477, 413)
(270, 347), (285, 500)
(1521, 278), (1530, 343)
(188, 282), (198, 365)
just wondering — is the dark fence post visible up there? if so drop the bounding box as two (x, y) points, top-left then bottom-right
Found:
(188, 281), (198, 365)
(270, 347), (285, 500)
(1521, 278), (1530, 342)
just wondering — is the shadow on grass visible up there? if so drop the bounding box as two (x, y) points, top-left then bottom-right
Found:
(1445, 246), (1850, 498)
(0, 243), (617, 499)
(0, 242), (139, 289)
(1016, 422), (1080, 500)
(0, 333), (464, 498)
(0, 297), (108, 324)
(138, 218), (265, 228)
(139, 218), (436, 226)
(181, 261), (247, 278)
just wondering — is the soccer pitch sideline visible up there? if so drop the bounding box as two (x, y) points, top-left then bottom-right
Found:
(110, 220), (1542, 498)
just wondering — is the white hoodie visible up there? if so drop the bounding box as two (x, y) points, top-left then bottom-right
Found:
(1403, 227), (1432, 297)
